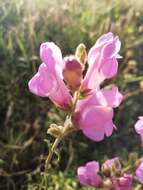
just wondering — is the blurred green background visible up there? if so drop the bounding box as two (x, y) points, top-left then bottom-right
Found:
(0, 0), (143, 189)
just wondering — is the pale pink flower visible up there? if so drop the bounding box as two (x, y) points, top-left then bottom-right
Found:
(77, 161), (102, 187)
(112, 174), (132, 190)
(135, 161), (143, 184)
(74, 86), (123, 141)
(135, 116), (143, 143)
(82, 32), (121, 91)
(28, 42), (72, 109)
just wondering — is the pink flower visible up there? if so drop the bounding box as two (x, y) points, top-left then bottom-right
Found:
(135, 161), (143, 184)
(28, 42), (72, 109)
(77, 161), (102, 187)
(135, 116), (143, 143)
(112, 174), (132, 190)
(82, 32), (121, 91)
(74, 86), (123, 141)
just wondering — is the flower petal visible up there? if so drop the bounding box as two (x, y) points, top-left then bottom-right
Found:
(28, 63), (72, 109)
(96, 86), (123, 108)
(81, 106), (114, 141)
(40, 42), (63, 77)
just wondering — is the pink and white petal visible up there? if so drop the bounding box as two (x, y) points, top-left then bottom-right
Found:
(83, 125), (104, 142)
(81, 106), (113, 141)
(28, 63), (72, 109)
(100, 57), (118, 79)
(49, 76), (72, 109)
(86, 161), (100, 174)
(82, 53), (105, 90)
(136, 162), (143, 183)
(95, 32), (114, 48)
(28, 63), (55, 97)
(104, 120), (115, 137)
(96, 86), (123, 108)
(101, 36), (121, 59)
(116, 54), (122, 59)
(40, 42), (63, 77)
(77, 166), (89, 186)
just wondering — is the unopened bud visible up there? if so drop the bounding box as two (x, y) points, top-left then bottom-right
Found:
(47, 124), (63, 138)
(75, 43), (87, 64)
(63, 56), (83, 90)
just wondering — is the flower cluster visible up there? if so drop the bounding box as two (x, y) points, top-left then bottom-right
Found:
(77, 158), (132, 189)
(28, 32), (123, 142)
(78, 158), (143, 189)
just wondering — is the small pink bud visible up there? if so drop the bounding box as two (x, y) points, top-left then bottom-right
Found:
(63, 56), (83, 90)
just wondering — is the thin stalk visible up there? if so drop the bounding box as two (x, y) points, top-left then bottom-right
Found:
(44, 87), (81, 172)
(45, 137), (62, 172)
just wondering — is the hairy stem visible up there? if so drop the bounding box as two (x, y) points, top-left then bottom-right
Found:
(44, 89), (81, 172)
(45, 137), (62, 172)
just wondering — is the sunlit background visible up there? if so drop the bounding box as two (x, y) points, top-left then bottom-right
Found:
(0, 0), (143, 189)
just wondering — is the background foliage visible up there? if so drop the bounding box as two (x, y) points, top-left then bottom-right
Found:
(0, 0), (143, 189)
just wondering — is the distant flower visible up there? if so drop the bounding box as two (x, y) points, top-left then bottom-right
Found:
(28, 42), (72, 109)
(77, 161), (102, 187)
(82, 32), (121, 91)
(102, 157), (122, 176)
(112, 173), (132, 190)
(135, 161), (143, 184)
(74, 86), (123, 141)
(135, 116), (143, 144)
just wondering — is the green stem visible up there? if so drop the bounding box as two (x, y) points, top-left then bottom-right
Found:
(125, 76), (143, 83)
(45, 137), (62, 172)
(44, 88), (81, 172)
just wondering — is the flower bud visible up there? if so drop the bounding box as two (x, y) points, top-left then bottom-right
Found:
(63, 56), (83, 90)
(75, 43), (87, 64)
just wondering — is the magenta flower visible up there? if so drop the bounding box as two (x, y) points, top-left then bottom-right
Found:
(77, 161), (102, 187)
(82, 32), (121, 91)
(28, 33), (123, 141)
(135, 116), (143, 143)
(135, 161), (143, 184)
(74, 86), (123, 141)
(112, 174), (132, 190)
(28, 42), (72, 109)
